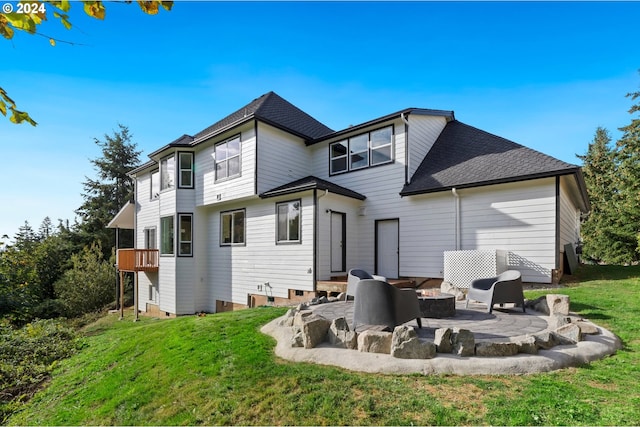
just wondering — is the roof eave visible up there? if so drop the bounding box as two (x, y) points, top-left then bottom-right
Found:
(400, 168), (581, 197)
(306, 108), (455, 146)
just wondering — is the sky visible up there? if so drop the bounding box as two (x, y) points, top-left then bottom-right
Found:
(1, 1), (639, 240)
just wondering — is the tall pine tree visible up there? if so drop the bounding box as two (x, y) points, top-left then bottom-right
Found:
(75, 125), (140, 255)
(612, 83), (640, 263)
(577, 127), (617, 262)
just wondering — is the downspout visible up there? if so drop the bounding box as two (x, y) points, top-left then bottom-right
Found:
(401, 112), (410, 185)
(452, 188), (460, 250)
(313, 189), (329, 291)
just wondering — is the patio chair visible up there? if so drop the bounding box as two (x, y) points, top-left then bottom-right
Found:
(346, 269), (386, 300)
(465, 270), (525, 314)
(352, 279), (422, 331)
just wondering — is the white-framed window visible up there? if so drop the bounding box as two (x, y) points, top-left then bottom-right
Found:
(215, 136), (241, 181)
(160, 155), (175, 190)
(178, 213), (193, 256)
(160, 216), (174, 255)
(277, 200), (301, 244)
(329, 125), (393, 175)
(220, 209), (245, 246)
(178, 152), (194, 188)
(370, 127), (393, 165)
(150, 170), (160, 200)
(144, 227), (157, 249)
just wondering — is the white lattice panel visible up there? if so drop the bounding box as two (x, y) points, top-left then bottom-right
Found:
(443, 250), (508, 289)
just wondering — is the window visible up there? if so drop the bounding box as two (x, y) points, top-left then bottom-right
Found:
(277, 200), (301, 243)
(160, 216), (174, 255)
(144, 227), (157, 249)
(215, 136), (241, 181)
(329, 126), (393, 174)
(160, 155), (175, 190)
(220, 209), (245, 245)
(178, 214), (193, 256)
(349, 134), (369, 170)
(370, 127), (393, 165)
(150, 170), (160, 200)
(330, 140), (348, 174)
(178, 152), (194, 188)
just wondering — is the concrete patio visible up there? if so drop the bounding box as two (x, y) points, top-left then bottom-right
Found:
(261, 300), (622, 375)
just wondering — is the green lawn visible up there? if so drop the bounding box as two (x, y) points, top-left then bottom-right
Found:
(8, 264), (640, 425)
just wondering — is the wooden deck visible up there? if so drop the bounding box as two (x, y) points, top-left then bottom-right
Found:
(116, 249), (159, 272)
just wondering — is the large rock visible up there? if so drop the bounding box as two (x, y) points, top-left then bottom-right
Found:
(452, 328), (475, 357)
(475, 341), (518, 357)
(279, 304), (311, 327)
(548, 314), (572, 329)
(434, 328), (453, 353)
(290, 327), (304, 347)
(293, 310), (314, 327)
(516, 336), (538, 354)
(391, 325), (436, 359)
(299, 313), (331, 349)
(546, 294), (570, 316)
(328, 317), (358, 350)
(554, 323), (582, 344)
(526, 296), (550, 315)
(358, 330), (392, 354)
(575, 320), (599, 335)
(532, 330), (559, 349)
(440, 281), (466, 301)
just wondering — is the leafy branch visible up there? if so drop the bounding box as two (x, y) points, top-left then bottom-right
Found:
(0, 0), (173, 126)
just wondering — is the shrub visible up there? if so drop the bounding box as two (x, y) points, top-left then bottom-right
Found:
(54, 243), (116, 318)
(0, 319), (82, 423)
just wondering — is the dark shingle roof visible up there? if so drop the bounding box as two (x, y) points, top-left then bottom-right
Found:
(260, 176), (366, 200)
(193, 91), (334, 142)
(401, 120), (580, 196)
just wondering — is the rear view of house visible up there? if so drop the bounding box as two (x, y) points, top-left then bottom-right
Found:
(114, 92), (589, 317)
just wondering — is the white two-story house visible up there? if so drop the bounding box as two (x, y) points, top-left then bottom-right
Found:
(114, 91), (589, 317)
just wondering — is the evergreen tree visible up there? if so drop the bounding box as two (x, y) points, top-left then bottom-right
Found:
(576, 127), (617, 262)
(75, 125), (140, 255)
(611, 82), (640, 263)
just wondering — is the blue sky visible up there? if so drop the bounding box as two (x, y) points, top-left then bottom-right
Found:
(1, 1), (639, 239)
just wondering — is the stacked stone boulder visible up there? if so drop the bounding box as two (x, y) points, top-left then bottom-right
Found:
(283, 292), (602, 358)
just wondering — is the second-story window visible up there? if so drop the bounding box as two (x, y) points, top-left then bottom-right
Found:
(179, 152), (194, 188)
(160, 155), (175, 190)
(215, 136), (241, 181)
(329, 125), (393, 175)
(150, 170), (160, 200)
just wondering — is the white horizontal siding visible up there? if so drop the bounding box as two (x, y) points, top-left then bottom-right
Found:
(134, 171), (159, 311)
(196, 124), (256, 207)
(256, 123), (312, 194)
(407, 115), (447, 180)
(458, 179), (556, 283)
(175, 258), (195, 314)
(158, 256), (176, 313)
(206, 195), (315, 309)
(559, 178), (580, 249)
(401, 193), (457, 278)
(316, 193), (363, 280)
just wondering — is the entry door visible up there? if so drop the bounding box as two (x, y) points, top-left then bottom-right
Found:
(330, 212), (346, 272)
(376, 219), (399, 278)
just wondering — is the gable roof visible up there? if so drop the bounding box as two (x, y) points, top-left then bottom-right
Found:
(260, 176), (366, 200)
(192, 91), (334, 144)
(401, 120), (582, 196)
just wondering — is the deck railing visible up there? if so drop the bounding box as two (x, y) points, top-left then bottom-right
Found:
(117, 249), (159, 272)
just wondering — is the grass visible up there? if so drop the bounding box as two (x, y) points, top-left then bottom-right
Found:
(7, 264), (640, 425)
